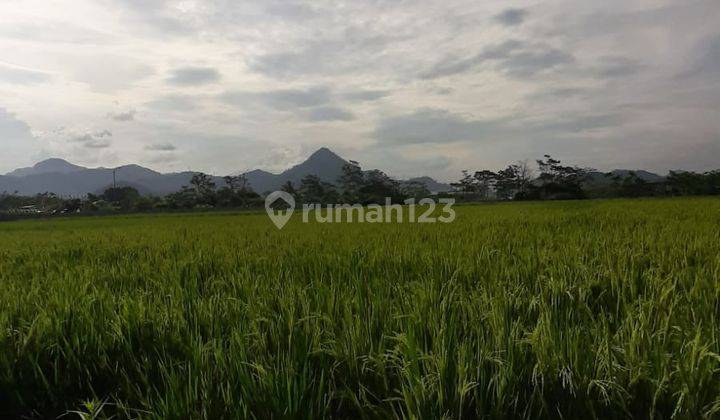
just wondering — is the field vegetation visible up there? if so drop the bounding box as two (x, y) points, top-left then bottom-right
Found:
(0, 198), (719, 418)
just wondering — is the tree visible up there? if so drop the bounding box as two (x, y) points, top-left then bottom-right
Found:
(337, 161), (365, 203)
(190, 173), (216, 206)
(281, 181), (297, 196)
(223, 174), (248, 193)
(217, 175), (258, 208)
(451, 170), (477, 194)
(495, 161), (535, 200)
(134, 196), (157, 212)
(606, 171), (654, 198)
(705, 170), (720, 195)
(666, 171), (710, 196)
(216, 187), (237, 208)
(400, 180), (431, 200)
(298, 175), (337, 204)
(536, 155), (593, 199)
(473, 170), (498, 200)
(496, 165), (520, 200)
(165, 186), (198, 209)
(515, 160), (534, 197)
(358, 170), (402, 204)
(101, 187), (141, 211)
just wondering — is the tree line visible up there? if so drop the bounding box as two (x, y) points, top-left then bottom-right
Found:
(452, 155), (720, 200)
(165, 161), (434, 210)
(2, 156), (719, 218)
(0, 161), (434, 217)
(277, 161), (433, 206)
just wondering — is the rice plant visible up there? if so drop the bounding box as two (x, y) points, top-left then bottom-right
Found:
(0, 198), (718, 418)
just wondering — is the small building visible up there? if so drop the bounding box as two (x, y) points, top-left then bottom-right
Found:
(4, 205), (42, 215)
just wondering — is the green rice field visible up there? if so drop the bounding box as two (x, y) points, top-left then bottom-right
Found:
(0, 198), (719, 418)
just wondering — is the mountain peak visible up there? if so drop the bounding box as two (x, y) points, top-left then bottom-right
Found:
(307, 147), (342, 161)
(38, 157), (71, 164)
(7, 158), (86, 177)
(239, 147), (349, 193)
(295, 148), (347, 169)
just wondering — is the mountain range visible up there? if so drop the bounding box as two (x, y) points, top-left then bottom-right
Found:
(0, 148), (454, 197)
(584, 169), (665, 186)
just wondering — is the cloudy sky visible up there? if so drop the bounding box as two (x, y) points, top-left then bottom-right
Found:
(0, 0), (718, 180)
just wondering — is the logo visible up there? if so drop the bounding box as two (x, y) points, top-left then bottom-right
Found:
(265, 192), (456, 230)
(265, 191), (296, 229)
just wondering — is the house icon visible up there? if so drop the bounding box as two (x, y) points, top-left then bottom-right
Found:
(264, 191), (295, 229)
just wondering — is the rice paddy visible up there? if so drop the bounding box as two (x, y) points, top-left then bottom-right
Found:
(0, 197), (719, 418)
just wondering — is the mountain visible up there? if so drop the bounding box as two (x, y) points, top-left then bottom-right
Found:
(243, 169), (280, 194)
(282, 147), (348, 186)
(585, 169), (665, 188)
(406, 176), (453, 193)
(0, 165), (200, 197)
(243, 148), (452, 194)
(244, 147), (348, 193)
(608, 169), (664, 183)
(0, 148), (454, 197)
(6, 158), (86, 177)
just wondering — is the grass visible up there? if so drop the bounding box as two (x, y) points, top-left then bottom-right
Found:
(0, 197), (718, 419)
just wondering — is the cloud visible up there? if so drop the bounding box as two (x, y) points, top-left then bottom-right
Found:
(343, 90), (390, 102)
(375, 108), (623, 146)
(0, 108), (39, 172)
(67, 55), (154, 93)
(70, 130), (112, 149)
(145, 142), (177, 151)
(494, 9), (528, 26)
(110, 0), (196, 37)
(306, 106), (354, 122)
(419, 54), (486, 80)
(591, 56), (642, 79)
(0, 108), (34, 139)
(682, 34), (720, 81)
(222, 88), (385, 114)
(166, 66), (221, 86)
(1, 0), (719, 177)
(261, 2), (319, 20)
(527, 87), (589, 101)
(221, 87), (331, 110)
(366, 151), (454, 180)
(431, 87), (454, 95)
(533, 114), (623, 133)
(0, 62), (52, 84)
(108, 110), (136, 122)
(247, 52), (319, 79)
(0, 21), (116, 45)
(245, 28), (402, 79)
(492, 44), (575, 79)
(375, 109), (505, 144)
(419, 39), (573, 80)
(146, 94), (199, 112)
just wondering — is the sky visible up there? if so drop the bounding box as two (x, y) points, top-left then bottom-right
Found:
(0, 0), (718, 181)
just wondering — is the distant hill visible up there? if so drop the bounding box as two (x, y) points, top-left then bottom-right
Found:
(585, 169), (665, 188)
(0, 148), (452, 197)
(6, 158), (86, 177)
(406, 176), (453, 193)
(242, 148), (452, 194)
(609, 169), (664, 183)
(0, 159), (209, 197)
(244, 147), (348, 193)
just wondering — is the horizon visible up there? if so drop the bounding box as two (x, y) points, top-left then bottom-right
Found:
(1, 147), (689, 184)
(1, 1), (719, 180)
